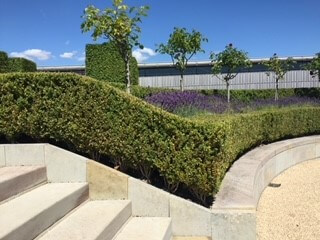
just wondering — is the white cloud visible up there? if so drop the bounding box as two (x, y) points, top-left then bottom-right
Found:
(77, 56), (85, 62)
(10, 49), (52, 61)
(132, 47), (157, 63)
(10, 52), (33, 61)
(60, 51), (77, 59)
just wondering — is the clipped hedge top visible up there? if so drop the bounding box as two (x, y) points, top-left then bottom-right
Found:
(1, 72), (320, 203)
(0, 50), (36, 73)
(7, 57), (37, 72)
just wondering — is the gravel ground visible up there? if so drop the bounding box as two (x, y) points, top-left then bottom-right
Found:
(257, 159), (320, 240)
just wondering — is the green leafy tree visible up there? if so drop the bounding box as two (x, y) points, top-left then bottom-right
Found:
(263, 53), (294, 101)
(210, 44), (252, 103)
(157, 28), (207, 91)
(307, 52), (320, 81)
(81, 0), (149, 94)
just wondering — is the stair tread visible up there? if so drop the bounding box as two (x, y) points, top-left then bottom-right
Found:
(38, 200), (131, 240)
(114, 217), (172, 240)
(0, 166), (45, 182)
(173, 237), (211, 240)
(0, 165), (47, 202)
(0, 183), (88, 239)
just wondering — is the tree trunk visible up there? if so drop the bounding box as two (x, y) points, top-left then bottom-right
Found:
(226, 81), (230, 103)
(125, 53), (131, 94)
(180, 74), (184, 92)
(275, 80), (279, 101)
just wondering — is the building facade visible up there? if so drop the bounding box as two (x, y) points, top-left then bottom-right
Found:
(38, 56), (320, 90)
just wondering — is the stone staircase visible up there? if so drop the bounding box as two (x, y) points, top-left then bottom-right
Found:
(0, 144), (212, 240)
(0, 165), (172, 240)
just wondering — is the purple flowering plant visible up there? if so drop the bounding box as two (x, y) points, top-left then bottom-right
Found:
(145, 91), (320, 116)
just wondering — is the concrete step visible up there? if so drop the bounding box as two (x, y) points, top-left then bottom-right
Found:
(0, 183), (88, 240)
(0, 166), (47, 202)
(173, 237), (211, 240)
(37, 200), (132, 240)
(114, 217), (172, 240)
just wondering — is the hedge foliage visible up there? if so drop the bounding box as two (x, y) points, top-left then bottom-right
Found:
(108, 82), (174, 99)
(294, 88), (320, 99)
(7, 58), (37, 72)
(109, 82), (297, 102)
(86, 42), (139, 85)
(0, 50), (36, 73)
(0, 51), (9, 73)
(1, 72), (320, 202)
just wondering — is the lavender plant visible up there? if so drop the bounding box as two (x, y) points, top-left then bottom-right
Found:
(145, 91), (320, 117)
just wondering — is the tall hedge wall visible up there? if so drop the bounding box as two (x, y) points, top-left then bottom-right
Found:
(1, 72), (320, 202)
(0, 50), (36, 73)
(86, 42), (139, 85)
(0, 51), (9, 73)
(7, 57), (37, 72)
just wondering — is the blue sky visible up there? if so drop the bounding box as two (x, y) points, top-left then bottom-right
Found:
(1, 0), (319, 67)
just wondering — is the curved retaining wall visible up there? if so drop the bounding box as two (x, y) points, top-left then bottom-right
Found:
(211, 135), (320, 240)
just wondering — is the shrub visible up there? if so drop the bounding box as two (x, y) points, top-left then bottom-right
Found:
(1, 72), (320, 204)
(201, 89), (296, 102)
(86, 42), (139, 85)
(145, 91), (320, 116)
(7, 58), (37, 72)
(108, 82), (174, 99)
(294, 88), (320, 99)
(111, 84), (297, 103)
(0, 51), (9, 73)
(0, 50), (36, 73)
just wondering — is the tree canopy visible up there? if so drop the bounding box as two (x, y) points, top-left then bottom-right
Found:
(81, 0), (149, 93)
(210, 43), (251, 102)
(157, 27), (207, 91)
(263, 53), (294, 101)
(308, 52), (320, 81)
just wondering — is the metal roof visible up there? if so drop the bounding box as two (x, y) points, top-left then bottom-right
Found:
(37, 56), (315, 71)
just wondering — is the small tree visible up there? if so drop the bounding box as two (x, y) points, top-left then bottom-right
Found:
(263, 53), (294, 101)
(308, 52), (320, 81)
(81, 0), (149, 94)
(157, 28), (207, 91)
(210, 44), (252, 103)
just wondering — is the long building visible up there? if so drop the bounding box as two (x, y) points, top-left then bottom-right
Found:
(37, 56), (320, 90)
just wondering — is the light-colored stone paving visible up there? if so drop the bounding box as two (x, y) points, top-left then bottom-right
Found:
(173, 237), (211, 240)
(257, 159), (320, 240)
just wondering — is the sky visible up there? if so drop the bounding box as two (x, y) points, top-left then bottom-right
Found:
(0, 0), (319, 67)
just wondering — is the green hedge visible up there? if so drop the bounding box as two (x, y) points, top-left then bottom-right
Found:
(1, 72), (320, 203)
(104, 82), (319, 103)
(0, 50), (36, 73)
(110, 83), (297, 102)
(0, 51), (9, 73)
(108, 82), (174, 99)
(211, 89), (296, 102)
(86, 42), (139, 85)
(294, 88), (320, 99)
(7, 58), (37, 72)
(194, 108), (320, 187)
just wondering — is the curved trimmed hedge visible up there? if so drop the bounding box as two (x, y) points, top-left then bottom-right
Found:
(1, 72), (320, 202)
